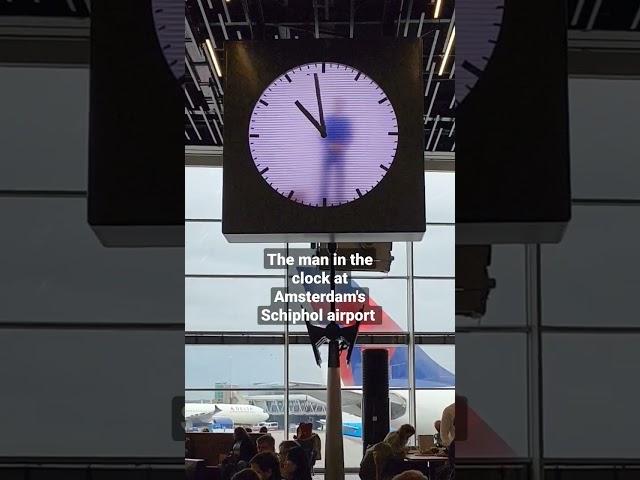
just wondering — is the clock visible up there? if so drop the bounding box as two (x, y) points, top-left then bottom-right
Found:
(248, 62), (399, 207)
(457, 0), (504, 104)
(151, 0), (184, 80)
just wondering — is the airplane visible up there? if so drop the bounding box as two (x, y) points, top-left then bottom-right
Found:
(185, 402), (268, 429)
(243, 263), (456, 438)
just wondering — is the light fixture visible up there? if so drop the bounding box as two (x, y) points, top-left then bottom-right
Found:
(434, 0), (442, 19)
(438, 26), (454, 76)
(205, 38), (222, 78)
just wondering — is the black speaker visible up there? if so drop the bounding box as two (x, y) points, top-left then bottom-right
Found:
(362, 349), (390, 454)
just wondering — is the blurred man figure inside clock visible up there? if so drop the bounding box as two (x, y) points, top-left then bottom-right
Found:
(321, 100), (353, 204)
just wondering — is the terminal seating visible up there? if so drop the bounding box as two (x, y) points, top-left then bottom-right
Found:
(185, 432), (262, 466)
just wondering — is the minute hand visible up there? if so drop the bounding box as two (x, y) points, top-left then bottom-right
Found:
(294, 100), (327, 138)
(314, 73), (325, 132)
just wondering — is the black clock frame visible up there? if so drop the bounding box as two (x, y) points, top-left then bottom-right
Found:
(222, 39), (424, 243)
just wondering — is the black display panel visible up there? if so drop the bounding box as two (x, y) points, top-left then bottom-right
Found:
(88, 0), (183, 246)
(222, 39), (425, 242)
(457, 0), (571, 243)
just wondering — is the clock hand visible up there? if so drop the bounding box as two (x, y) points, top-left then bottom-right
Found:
(314, 73), (326, 134)
(294, 100), (327, 138)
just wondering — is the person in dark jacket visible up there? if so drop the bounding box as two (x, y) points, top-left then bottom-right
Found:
(221, 427), (259, 480)
(250, 452), (282, 480)
(281, 446), (312, 480)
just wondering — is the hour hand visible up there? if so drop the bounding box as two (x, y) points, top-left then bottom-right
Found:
(295, 100), (327, 138)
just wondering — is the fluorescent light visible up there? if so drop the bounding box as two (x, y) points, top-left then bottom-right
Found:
(434, 0), (442, 19)
(205, 38), (222, 78)
(438, 26), (454, 76)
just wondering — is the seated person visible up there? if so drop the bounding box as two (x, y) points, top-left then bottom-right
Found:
(281, 446), (312, 480)
(233, 469), (262, 480)
(257, 435), (276, 454)
(391, 471), (428, 480)
(259, 426), (269, 434)
(221, 427), (259, 480)
(250, 452), (282, 480)
(360, 424), (416, 480)
(433, 420), (442, 447)
(278, 440), (300, 471)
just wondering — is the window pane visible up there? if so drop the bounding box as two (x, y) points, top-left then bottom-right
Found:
(287, 277), (408, 332)
(0, 198), (182, 325)
(185, 346), (284, 389)
(415, 345), (455, 388)
(0, 330), (182, 457)
(186, 221), (283, 275)
(542, 206), (640, 327)
(186, 277), (284, 332)
(416, 389), (456, 437)
(185, 166), (222, 219)
(185, 390), (286, 450)
(353, 242), (408, 277)
(425, 171), (455, 223)
(287, 389), (411, 469)
(414, 279), (454, 333)
(0, 67), (88, 190)
(456, 333), (528, 458)
(456, 246), (526, 328)
(543, 334), (640, 459)
(413, 225), (455, 277)
(569, 79), (640, 200)
(289, 345), (410, 388)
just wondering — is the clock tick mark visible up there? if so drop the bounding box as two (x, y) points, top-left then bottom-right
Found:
(284, 74), (292, 82)
(354, 72), (362, 81)
(260, 167), (269, 174)
(380, 164), (389, 171)
(356, 188), (363, 197)
(259, 99), (269, 106)
(288, 190), (294, 199)
(322, 63), (326, 73)
(323, 198), (327, 206)
(378, 97), (388, 104)
(388, 131), (398, 135)
(250, 133), (260, 138)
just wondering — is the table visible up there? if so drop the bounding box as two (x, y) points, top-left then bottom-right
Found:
(405, 453), (448, 479)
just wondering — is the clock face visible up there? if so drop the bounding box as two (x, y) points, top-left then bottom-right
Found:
(151, 0), (184, 80)
(249, 62), (399, 207)
(457, 0), (505, 104)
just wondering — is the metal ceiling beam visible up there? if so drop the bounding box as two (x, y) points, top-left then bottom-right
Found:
(0, 16), (89, 67)
(568, 30), (640, 78)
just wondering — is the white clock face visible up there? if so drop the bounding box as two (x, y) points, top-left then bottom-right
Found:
(249, 62), (399, 207)
(151, 0), (184, 79)
(457, 0), (505, 104)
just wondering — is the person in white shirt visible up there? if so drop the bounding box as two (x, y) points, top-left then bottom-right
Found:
(440, 403), (455, 447)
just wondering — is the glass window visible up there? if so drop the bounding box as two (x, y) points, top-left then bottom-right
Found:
(456, 246), (526, 328)
(542, 334), (640, 459)
(416, 389), (456, 436)
(569, 79), (640, 200)
(415, 345), (455, 388)
(425, 171), (455, 224)
(413, 225), (455, 277)
(542, 206), (640, 327)
(287, 277), (408, 332)
(455, 333), (528, 458)
(289, 344), (410, 389)
(186, 221), (283, 275)
(0, 198), (182, 325)
(185, 345), (284, 389)
(414, 279), (455, 333)
(185, 166), (222, 219)
(0, 330), (182, 457)
(185, 390), (286, 449)
(186, 277), (284, 332)
(0, 67), (89, 191)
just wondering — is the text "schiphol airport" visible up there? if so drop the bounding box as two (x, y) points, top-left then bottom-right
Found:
(259, 308), (377, 325)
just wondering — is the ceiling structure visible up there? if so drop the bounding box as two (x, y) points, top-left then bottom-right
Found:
(184, 0), (456, 155)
